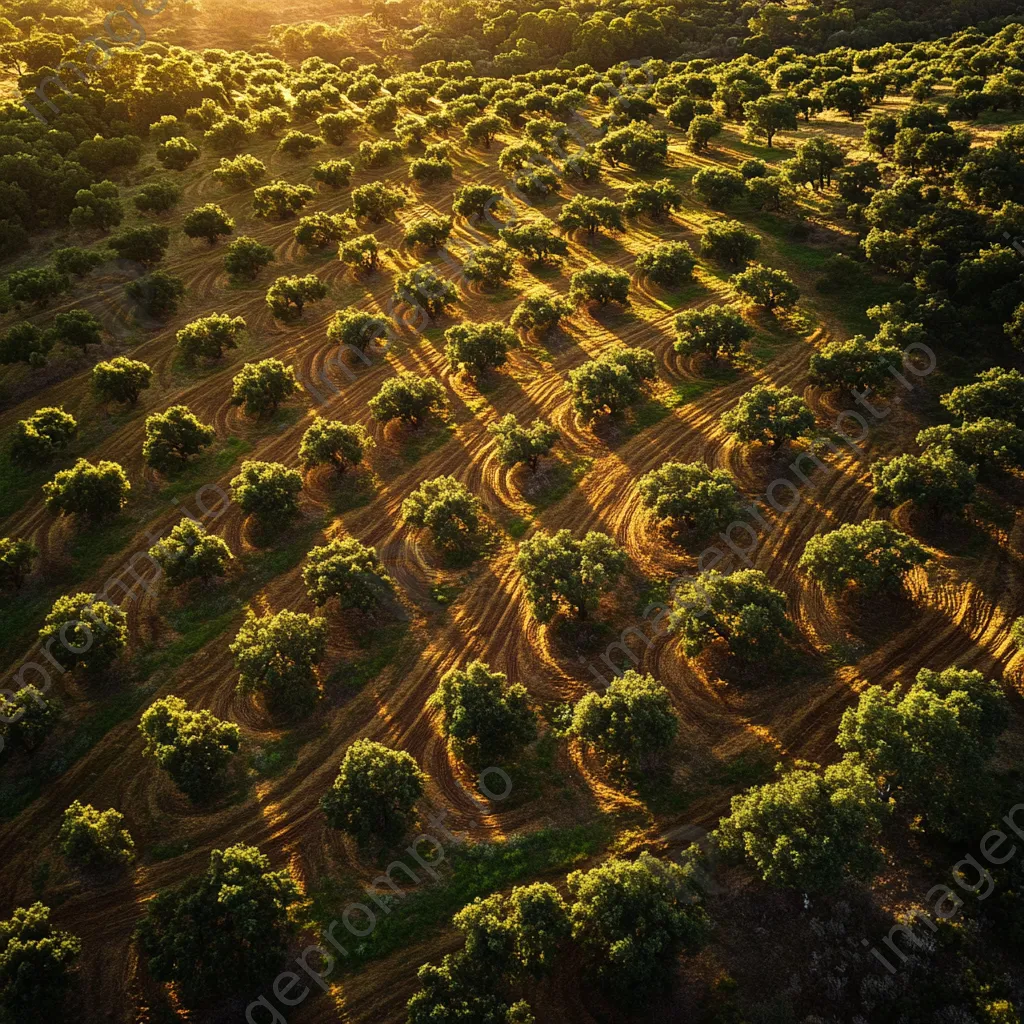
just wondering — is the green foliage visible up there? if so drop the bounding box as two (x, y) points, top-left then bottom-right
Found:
(142, 405), (215, 470)
(669, 569), (794, 662)
(0, 903), (81, 1020)
(430, 660), (537, 767)
(69, 180), (122, 231)
(318, 110), (363, 144)
(311, 158), (354, 188)
(452, 184), (502, 219)
(182, 203), (235, 244)
(687, 114), (722, 151)
(499, 220), (568, 262)
(53, 246), (108, 277)
(598, 121), (668, 168)
(369, 372), (447, 425)
(176, 312), (245, 363)
(6, 266), (70, 306)
(327, 309), (390, 355)
(303, 536), (393, 610)
(149, 518), (232, 587)
(722, 384), (814, 448)
(571, 670), (677, 770)
(637, 460), (741, 533)
(338, 233), (381, 271)
(405, 214), (453, 249)
(278, 129), (323, 155)
(692, 166), (746, 206)
(126, 271), (185, 318)
(0, 685), (60, 751)
(265, 273), (328, 320)
(59, 800), (134, 869)
(487, 414), (559, 472)
(253, 179), (316, 219)
(134, 179), (181, 213)
(743, 95), (797, 146)
(731, 263), (800, 310)
(783, 135), (845, 189)
(95, 354), (155, 405)
(395, 264), (459, 315)
(838, 666), (1009, 837)
(569, 266), (630, 306)
(567, 852), (707, 996)
(463, 243), (516, 286)
(11, 407), (77, 463)
(700, 219), (761, 265)
(47, 309), (102, 352)
(445, 321), (515, 375)
(213, 154), (266, 189)
(38, 593), (127, 673)
(558, 195), (626, 235)
(566, 346), (656, 418)
(351, 180), (407, 221)
(799, 520), (929, 596)
(941, 367), (1024, 427)
(204, 115), (253, 152)
(510, 289), (574, 333)
(156, 136), (199, 171)
(321, 738), (425, 840)
(919, 417), (1024, 472)
(713, 758), (884, 891)
(229, 459), (303, 525)
(137, 844), (298, 1000)
(231, 609), (327, 709)
(108, 225), (170, 266)
(808, 335), (904, 392)
(293, 212), (347, 249)
(674, 304), (753, 361)
(43, 459), (130, 520)
(402, 475), (481, 549)
(139, 695), (239, 798)
(871, 448), (976, 514)
(0, 536), (37, 590)
(0, 322), (50, 365)
(410, 156), (455, 183)
(516, 528), (626, 621)
(464, 114), (503, 148)
(622, 178), (684, 219)
(224, 236), (275, 279)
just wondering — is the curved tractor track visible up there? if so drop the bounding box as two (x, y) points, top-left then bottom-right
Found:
(1, 103), (1021, 1024)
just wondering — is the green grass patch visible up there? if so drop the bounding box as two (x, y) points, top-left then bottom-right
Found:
(401, 422), (456, 465)
(326, 620), (410, 690)
(148, 838), (193, 862)
(308, 820), (610, 970)
(524, 455), (594, 511)
(505, 515), (530, 539)
(248, 732), (305, 779)
(713, 750), (777, 789)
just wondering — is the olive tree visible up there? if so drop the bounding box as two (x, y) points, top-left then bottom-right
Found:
(430, 660), (536, 767)
(669, 569), (794, 663)
(265, 274), (328, 320)
(807, 336), (904, 392)
(700, 219), (761, 265)
(59, 801), (135, 869)
(510, 289), (574, 334)
(11, 406), (77, 463)
(444, 321), (515, 375)
(182, 203), (235, 244)
(299, 418), (370, 473)
(303, 536), (394, 611)
(871, 448), (976, 515)
(516, 529), (626, 621)
(394, 265), (458, 317)
(731, 264), (800, 311)
(229, 460), (303, 527)
(402, 476), (481, 549)
(0, 537), (37, 590)
(635, 241), (696, 286)
(674, 305), (753, 362)
(0, 903), (81, 1019)
(637, 461), (741, 535)
(722, 384), (815, 449)
(224, 236), (275, 279)
(369, 372), (447, 426)
(569, 266), (630, 307)
(571, 670), (677, 771)
(43, 459), (130, 520)
(137, 844), (298, 1000)
(231, 609), (327, 711)
(92, 356), (152, 405)
(142, 406), (215, 470)
(229, 359), (297, 417)
(176, 313), (245, 362)
(149, 519), (232, 587)
(487, 414), (559, 472)
(798, 520), (928, 596)
(321, 738), (425, 840)
(566, 347), (656, 419)
(38, 593), (127, 674)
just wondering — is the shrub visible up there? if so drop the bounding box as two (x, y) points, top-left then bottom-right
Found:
(253, 180), (316, 219)
(311, 159), (353, 187)
(126, 271), (185, 318)
(134, 180), (181, 213)
(351, 181), (407, 221)
(278, 130), (322, 155)
(213, 154), (266, 188)
(156, 136), (199, 170)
